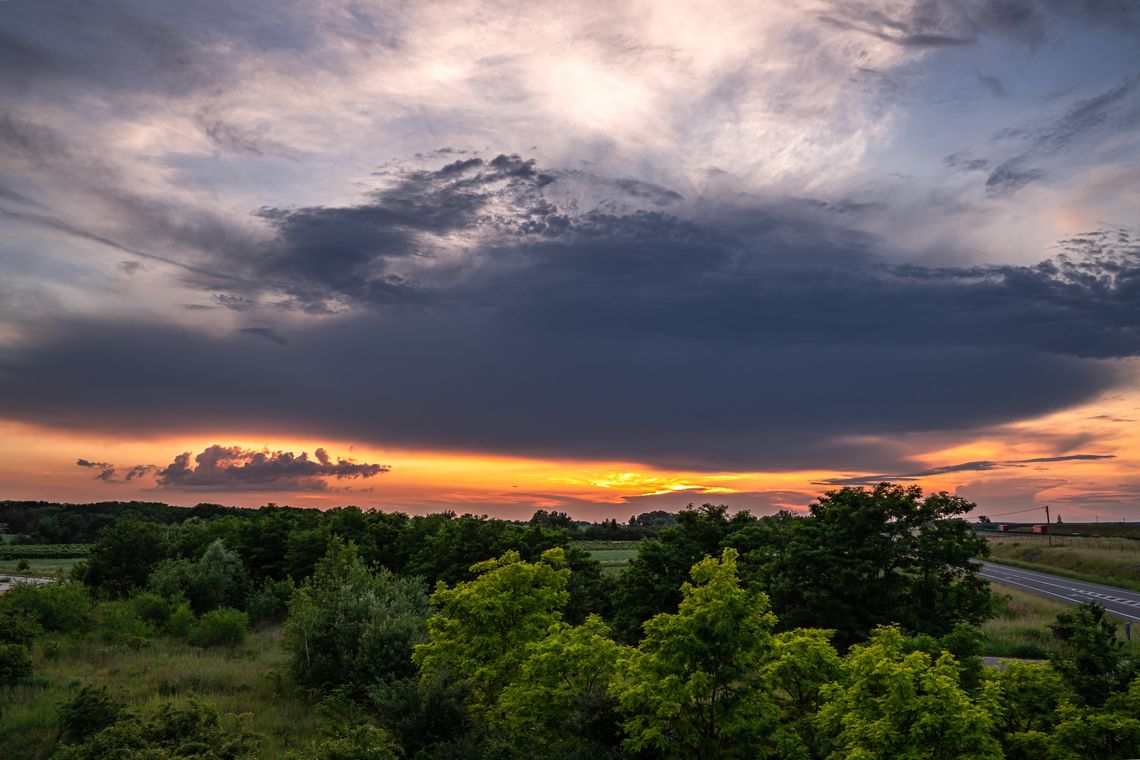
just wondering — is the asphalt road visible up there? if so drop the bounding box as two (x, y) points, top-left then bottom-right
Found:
(978, 560), (1140, 623)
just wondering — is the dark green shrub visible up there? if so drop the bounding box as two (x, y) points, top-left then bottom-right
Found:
(16, 558), (30, 572)
(57, 685), (124, 744)
(188, 607), (248, 648)
(247, 578), (294, 625)
(0, 604), (41, 645)
(166, 601), (196, 639)
(149, 540), (250, 614)
(96, 601), (154, 647)
(130, 592), (174, 629)
(52, 699), (259, 759)
(3, 582), (93, 633)
(0, 642), (32, 686)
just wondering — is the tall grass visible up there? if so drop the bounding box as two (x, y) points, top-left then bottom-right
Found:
(0, 626), (324, 760)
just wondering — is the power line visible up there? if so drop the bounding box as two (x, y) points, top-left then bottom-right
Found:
(984, 506), (1047, 518)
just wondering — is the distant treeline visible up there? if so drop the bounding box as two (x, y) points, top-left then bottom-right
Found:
(0, 500), (677, 545)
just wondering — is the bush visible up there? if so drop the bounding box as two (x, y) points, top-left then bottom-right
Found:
(149, 540), (250, 615)
(51, 699), (259, 759)
(295, 723), (400, 760)
(0, 642), (33, 686)
(57, 685), (125, 744)
(166, 601), (196, 639)
(16, 558), (30, 572)
(188, 608), (248, 648)
(247, 578), (294, 625)
(130, 592), (175, 629)
(0, 605), (41, 646)
(97, 601), (155, 647)
(3, 582), (93, 633)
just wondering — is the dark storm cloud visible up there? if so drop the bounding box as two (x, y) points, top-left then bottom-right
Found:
(153, 445), (389, 491)
(3, 155), (1139, 471)
(75, 446), (388, 491)
(76, 458), (115, 481)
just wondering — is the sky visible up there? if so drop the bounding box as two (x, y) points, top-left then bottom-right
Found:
(1, 0), (1139, 521)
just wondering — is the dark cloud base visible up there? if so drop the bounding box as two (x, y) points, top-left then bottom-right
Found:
(2, 155), (1138, 473)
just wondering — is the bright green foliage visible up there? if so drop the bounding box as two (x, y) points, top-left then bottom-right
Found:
(498, 615), (623, 755)
(992, 662), (1068, 735)
(818, 626), (1002, 760)
(762, 485), (991, 648)
(2, 582), (93, 633)
(78, 517), (169, 597)
(763, 628), (842, 760)
(0, 642), (32, 686)
(56, 685), (125, 744)
(989, 662), (1068, 760)
(614, 548), (778, 759)
(295, 724), (401, 760)
(1046, 698), (1140, 760)
(188, 607), (249, 647)
(414, 548), (570, 717)
(149, 539), (251, 614)
(50, 699), (259, 759)
(1049, 600), (1133, 706)
(285, 538), (429, 692)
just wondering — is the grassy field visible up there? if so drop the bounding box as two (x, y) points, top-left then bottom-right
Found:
(986, 536), (1140, 591)
(0, 627), (324, 759)
(0, 558), (82, 579)
(574, 540), (640, 574)
(980, 584), (1132, 659)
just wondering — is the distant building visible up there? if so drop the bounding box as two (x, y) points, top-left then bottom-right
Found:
(997, 524), (1009, 532)
(1032, 524), (1048, 534)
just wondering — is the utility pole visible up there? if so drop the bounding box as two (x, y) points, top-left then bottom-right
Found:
(1045, 505), (1052, 546)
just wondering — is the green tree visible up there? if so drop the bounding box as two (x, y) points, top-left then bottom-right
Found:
(763, 628), (842, 760)
(818, 626), (1002, 760)
(1049, 600), (1133, 706)
(413, 548), (569, 718)
(78, 517), (169, 597)
(614, 548), (778, 759)
(761, 485), (991, 648)
(285, 538), (429, 693)
(611, 505), (755, 641)
(149, 539), (250, 614)
(498, 615), (624, 757)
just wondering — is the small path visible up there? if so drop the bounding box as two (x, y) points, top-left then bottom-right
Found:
(0, 574), (55, 594)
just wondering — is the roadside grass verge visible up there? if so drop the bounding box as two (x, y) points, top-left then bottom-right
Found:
(986, 538), (1140, 592)
(0, 626), (322, 760)
(980, 586), (1070, 659)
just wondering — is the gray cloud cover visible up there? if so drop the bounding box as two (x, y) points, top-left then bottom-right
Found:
(2, 0), (1139, 480)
